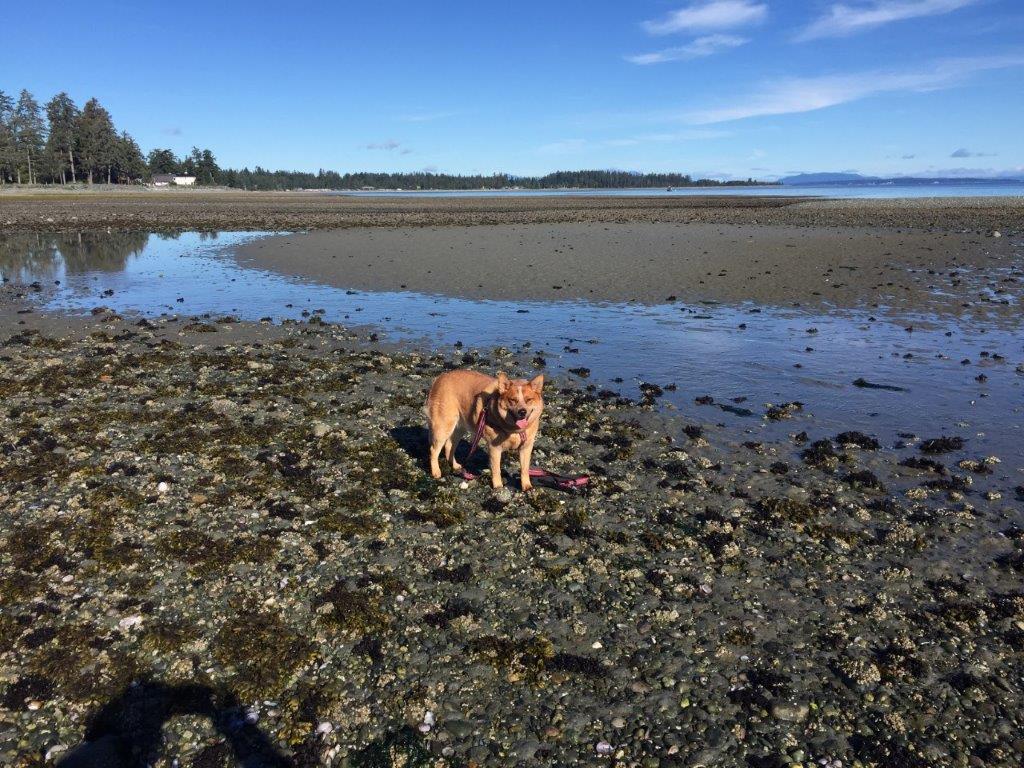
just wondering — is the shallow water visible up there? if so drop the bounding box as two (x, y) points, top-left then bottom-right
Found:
(3, 231), (1022, 462)
(338, 182), (1024, 199)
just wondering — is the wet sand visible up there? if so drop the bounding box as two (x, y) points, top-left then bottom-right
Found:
(235, 222), (1021, 316)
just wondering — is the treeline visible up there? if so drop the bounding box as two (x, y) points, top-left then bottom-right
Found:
(0, 89), (147, 185)
(1, 86), (771, 190)
(206, 168), (769, 191)
(0, 87), (224, 187)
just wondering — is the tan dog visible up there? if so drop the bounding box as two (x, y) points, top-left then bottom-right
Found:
(425, 370), (544, 491)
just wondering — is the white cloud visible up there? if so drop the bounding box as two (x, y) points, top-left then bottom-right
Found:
(796, 0), (978, 41)
(626, 34), (748, 64)
(685, 55), (1024, 123)
(642, 1), (767, 35)
(950, 147), (994, 158)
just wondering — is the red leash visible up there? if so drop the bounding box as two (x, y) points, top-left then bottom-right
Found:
(459, 410), (589, 491)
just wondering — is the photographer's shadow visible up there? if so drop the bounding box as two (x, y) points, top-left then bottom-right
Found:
(58, 680), (291, 768)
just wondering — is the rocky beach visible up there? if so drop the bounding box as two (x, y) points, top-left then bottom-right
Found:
(1, 194), (1023, 768)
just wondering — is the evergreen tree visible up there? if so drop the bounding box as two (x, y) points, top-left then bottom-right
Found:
(0, 90), (14, 184)
(11, 90), (46, 184)
(44, 92), (80, 184)
(113, 132), (146, 183)
(147, 148), (180, 175)
(76, 98), (117, 184)
(189, 146), (220, 185)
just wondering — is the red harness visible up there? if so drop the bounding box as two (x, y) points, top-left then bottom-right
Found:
(459, 408), (589, 491)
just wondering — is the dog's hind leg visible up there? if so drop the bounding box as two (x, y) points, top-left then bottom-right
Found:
(429, 418), (457, 479)
(445, 425), (465, 471)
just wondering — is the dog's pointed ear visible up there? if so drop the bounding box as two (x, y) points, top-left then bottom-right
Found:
(529, 374), (545, 394)
(496, 372), (511, 394)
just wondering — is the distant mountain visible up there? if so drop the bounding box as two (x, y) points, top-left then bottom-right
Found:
(779, 172), (876, 185)
(781, 172), (1024, 186)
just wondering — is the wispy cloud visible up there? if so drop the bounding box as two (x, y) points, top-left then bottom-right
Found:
(902, 153), (917, 159)
(951, 147), (995, 158)
(796, 0), (978, 41)
(626, 34), (748, 64)
(642, 0), (767, 35)
(162, 127), (182, 136)
(365, 140), (402, 151)
(685, 55), (1024, 123)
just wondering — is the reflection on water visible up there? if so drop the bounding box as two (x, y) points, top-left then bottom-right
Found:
(2, 231), (1022, 461)
(0, 231), (152, 282)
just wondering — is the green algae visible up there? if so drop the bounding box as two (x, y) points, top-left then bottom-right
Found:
(469, 634), (556, 682)
(157, 529), (278, 574)
(314, 584), (388, 635)
(211, 609), (314, 699)
(142, 619), (201, 653)
(755, 497), (821, 524)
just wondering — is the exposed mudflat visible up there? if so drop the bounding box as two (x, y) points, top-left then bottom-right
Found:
(1, 198), (1023, 767)
(2, 189), (1023, 232)
(234, 223), (1021, 317)
(1, 304), (1023, 767)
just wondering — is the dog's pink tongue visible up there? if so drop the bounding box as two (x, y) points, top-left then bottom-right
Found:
(515, 418), (530, 429)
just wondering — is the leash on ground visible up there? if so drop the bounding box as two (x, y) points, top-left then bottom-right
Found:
(458, 410), (589, 492)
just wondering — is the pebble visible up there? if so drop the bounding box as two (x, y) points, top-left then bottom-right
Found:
(595, 740), (614, 755)
(117, 614), (143, 632)
(772, 700), (810, 722)
(44, 745), (68, 762)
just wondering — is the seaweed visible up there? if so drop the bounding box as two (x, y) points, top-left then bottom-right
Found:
(211, 609), (314, 699)
(314, 584), (388, 635)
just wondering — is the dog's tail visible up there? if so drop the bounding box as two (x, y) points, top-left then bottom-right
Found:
(422, 392), (433, 433)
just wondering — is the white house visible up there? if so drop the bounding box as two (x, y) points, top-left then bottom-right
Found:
(151, 174), (197, 187)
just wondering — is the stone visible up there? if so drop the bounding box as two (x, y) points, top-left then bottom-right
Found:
(772, 700), (810, 723)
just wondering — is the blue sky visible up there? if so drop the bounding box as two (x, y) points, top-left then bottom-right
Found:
(3, 0), (1022, 179)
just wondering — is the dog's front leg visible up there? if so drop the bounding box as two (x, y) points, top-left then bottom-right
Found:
(488, 444), (504, 488)
(519, 437), (534, 492)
